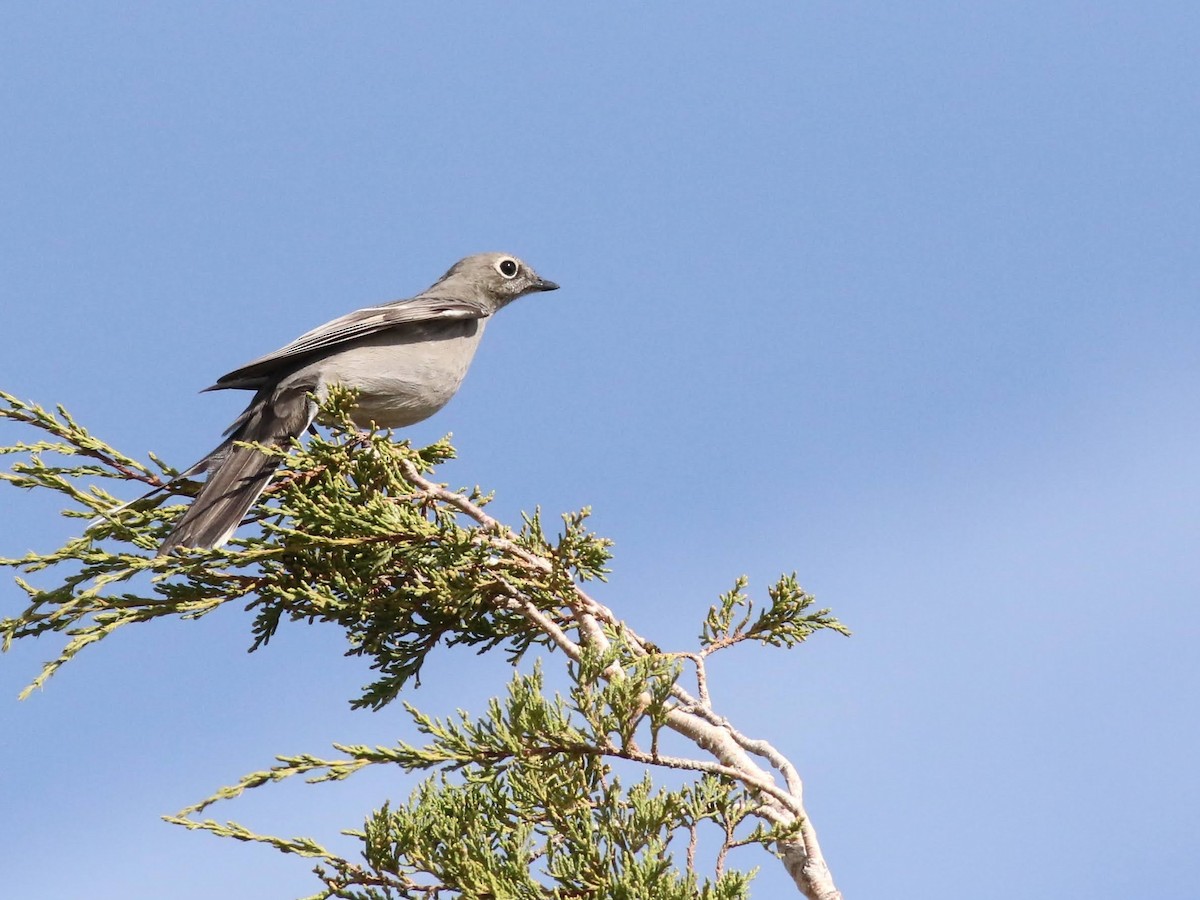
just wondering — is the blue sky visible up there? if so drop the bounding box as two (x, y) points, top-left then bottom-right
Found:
(2, 3), (1198, 898)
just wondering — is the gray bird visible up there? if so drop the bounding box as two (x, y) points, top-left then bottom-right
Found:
(158, 252), (558, 554)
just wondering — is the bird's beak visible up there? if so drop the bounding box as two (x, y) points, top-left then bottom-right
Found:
(532, 278), (560, 292)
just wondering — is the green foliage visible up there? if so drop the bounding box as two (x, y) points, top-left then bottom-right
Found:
(700, 575), (850, 654)
(170, 668), (774, 900)
(1, 389), (848, 898)
(0, 390), (616, 706)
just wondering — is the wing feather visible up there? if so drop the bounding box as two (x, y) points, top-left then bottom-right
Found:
(205, 295), (489, 391)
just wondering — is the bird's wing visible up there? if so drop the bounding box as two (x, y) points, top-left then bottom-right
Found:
(205, 295), (490, 390)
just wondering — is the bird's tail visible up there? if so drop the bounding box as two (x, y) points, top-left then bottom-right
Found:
(158, 384), (315, 555)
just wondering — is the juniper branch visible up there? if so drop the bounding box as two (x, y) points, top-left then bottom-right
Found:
(1, 389), (846, 899)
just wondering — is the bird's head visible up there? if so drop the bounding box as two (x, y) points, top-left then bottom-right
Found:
(436, 252), (559, 309)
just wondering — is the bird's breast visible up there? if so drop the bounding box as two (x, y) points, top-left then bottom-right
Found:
(288, 319), (487, 430)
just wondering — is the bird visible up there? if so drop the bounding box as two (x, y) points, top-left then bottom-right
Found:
(156, 252), (558, 554)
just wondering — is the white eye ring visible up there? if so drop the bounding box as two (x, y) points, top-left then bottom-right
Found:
(495, 257), (519, 279)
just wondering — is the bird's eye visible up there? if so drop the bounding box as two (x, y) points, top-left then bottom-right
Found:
(496, 258), (519, 279)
